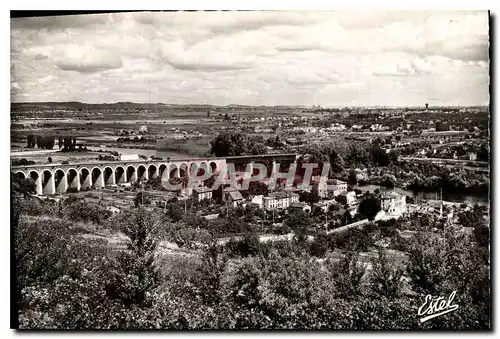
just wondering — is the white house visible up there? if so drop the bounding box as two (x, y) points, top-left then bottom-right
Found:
(250, 195), (264, 209)
(262, 191), (299, 211)
(192, 186), (213, 202)
(316, 178), (348, 198)
(120, 154), (139, 161)
(379, 191), (407, 216)
(223, 187), (245, 207)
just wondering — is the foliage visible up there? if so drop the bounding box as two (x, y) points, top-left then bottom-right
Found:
(134, 192), (151, 207)
(11, 174), (36, 198)
(358, 194), (381, 221)
(105, 207), (161, 307)
(12, 158), (36, 166)
(63, 199), (112, 225)
(325, 250), (366, 298)
(308, 236), (328, 258)
(35, 135), (56, 150)
(284, 210), (312, 244)
(369, 247), (404, 299)
(210, 132), (268, 157)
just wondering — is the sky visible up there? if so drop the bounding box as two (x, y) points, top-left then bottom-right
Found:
(10, 10), (490, 107)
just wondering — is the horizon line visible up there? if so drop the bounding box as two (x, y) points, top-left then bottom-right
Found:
(10, 101), (489, 109)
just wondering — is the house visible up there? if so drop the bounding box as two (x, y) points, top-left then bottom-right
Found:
(329, 179), (348, 197)
(222, 187), (245, 207)
(120, 154), (139, 161)
(379, 191), (407, 216)
(340, 191), (357, 205)
(262, 191), (299, 211)
(192, 186), (213, 202)
(289, 202), (311, 213)
(313, 177), (347, 198)
(469, 152), (478, 161)
(250, 195), (264, 209)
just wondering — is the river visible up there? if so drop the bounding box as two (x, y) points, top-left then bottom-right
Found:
(354, 184), (489, 204)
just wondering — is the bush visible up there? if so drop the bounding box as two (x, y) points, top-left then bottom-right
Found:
(224, 232), (267, 258)
(309, 236), (328, 258)
(63, 200), (112, 225)
(12, 158), (36, 166)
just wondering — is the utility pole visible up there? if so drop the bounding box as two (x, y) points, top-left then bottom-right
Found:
(440, 187), (443, 219)
(261, 211), (264, 233)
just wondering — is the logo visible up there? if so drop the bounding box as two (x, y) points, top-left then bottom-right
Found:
(417, 291), (459, 323)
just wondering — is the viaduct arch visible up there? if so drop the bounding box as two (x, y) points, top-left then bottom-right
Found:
(11, 154), (298, 196)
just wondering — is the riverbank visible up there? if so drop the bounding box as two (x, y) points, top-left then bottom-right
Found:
(354, 184), (488, 204)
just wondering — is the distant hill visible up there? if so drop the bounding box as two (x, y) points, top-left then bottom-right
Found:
(10, 101), (311, 112)
(11, 101), (488, 112)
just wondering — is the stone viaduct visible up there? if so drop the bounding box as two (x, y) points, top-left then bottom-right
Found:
(11, 154), (298, 196)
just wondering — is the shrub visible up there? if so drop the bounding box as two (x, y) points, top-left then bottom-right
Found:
(309, 236), (328, 258)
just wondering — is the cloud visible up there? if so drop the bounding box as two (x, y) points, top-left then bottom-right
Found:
(135, 11), (326, 35)
(10, 11), (490, 106)
(156, 38), (256, 71)
(52, 44), (124, 73)
(10, 13), (111, 31)
(420, 35), (489, 62)
(372, 58), (432, 77)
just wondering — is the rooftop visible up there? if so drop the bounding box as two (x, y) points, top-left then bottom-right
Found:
(227, 190), (244, 201)
(290, 202), (309, 208)
(193, 187), (212, 193)
(380, 191), (403, 199)
(265, 191), (299, 200)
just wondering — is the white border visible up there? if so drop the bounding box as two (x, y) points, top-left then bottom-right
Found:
(2, 1), (498, 338)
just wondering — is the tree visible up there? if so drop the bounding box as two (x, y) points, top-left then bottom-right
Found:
(370, 144), (390, 166)
(248, 142), (267, 155)
(326, 250), (366, 298)
(299, 185), (319, 205)
(474, 223), (489, 248)
(210, 132), (248, 157)
(26, 135), (36, 148)
(329, 150), (345, 173)
(12, 158), (36, 166)
(285, 210), (312, 244)
(369, 247), (404, 299)
(275, 135), (281, 146)
(348, 168), (357, 185)
(61, 137), (77, 152)
(105, 208), (161, 306)
(193, 242), (228, 305)
(358, 195), (381, 221)
(309, 236), (328, 258)
(36, 135), (44, 149)
(11, 174), (36, 198)
(247, 181), (268, 196)
(134, 192), (151, 207)
(406, 233), (446, 295)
